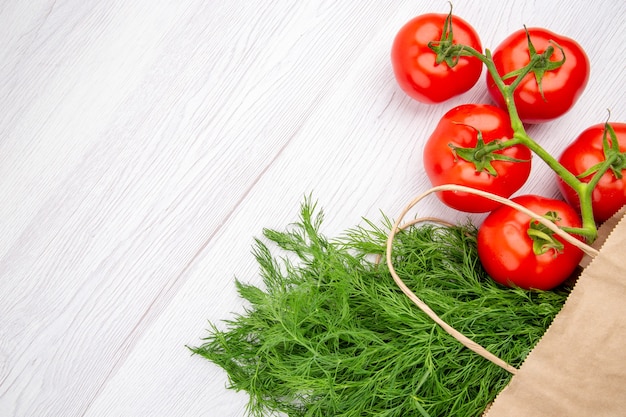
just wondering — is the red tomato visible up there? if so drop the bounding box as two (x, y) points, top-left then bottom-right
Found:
(423, 104), (531, 212)
(486, 27), (590, 123)
(557, 123), (626, 223)
(477, 195), (584, 291)
(391, 13), (483, 103)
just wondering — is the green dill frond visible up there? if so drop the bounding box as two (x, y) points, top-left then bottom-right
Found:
(190, 200), (569, 417)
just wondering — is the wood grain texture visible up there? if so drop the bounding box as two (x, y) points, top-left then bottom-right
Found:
(1, 0), (624, 416)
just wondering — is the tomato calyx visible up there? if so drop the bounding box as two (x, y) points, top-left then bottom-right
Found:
(527, 211), (565, 256)
(577, 123), (626, 181)
(427, 6), (475, 68)
(450, 129), (527, 177)
(501, 27), (566, 101)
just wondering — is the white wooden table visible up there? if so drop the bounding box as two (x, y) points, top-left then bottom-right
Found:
(1, 1), (624, 415)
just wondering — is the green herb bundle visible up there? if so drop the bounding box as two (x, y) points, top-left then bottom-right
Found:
(191, 200), (570, 417)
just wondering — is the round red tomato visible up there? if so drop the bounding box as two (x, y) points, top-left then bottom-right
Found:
(477, 195), (584, 291)
(557, 122), (626, 223)
(391, 13), (483, 103)
(423, 104), (531, 212)
(486, 27), (590, 124)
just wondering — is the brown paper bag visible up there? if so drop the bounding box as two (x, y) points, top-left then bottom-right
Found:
(484, 207), (626, 416)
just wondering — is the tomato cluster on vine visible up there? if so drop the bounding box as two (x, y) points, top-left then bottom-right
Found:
(391, 9), (625, 291)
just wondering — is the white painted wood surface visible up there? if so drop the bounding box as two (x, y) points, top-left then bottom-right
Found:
(1, 0), (624, 415)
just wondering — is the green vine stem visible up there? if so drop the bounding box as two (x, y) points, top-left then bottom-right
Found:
(441, 41), (602, 242)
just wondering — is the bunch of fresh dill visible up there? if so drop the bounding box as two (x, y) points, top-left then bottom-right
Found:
(190, 200), (569, 417)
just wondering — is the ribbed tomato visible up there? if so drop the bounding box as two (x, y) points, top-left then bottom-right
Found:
(486, 27), (589, 123)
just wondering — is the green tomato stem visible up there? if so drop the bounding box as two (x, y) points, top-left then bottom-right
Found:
(518, 134), (598, 241)
(460, 45), (600, 242)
